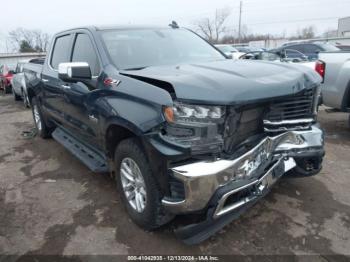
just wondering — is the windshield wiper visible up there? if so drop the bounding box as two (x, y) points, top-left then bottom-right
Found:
(123, 66), (148, 71)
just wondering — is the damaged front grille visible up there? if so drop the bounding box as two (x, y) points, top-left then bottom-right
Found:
(223, 88), (317, 153)
(263, 88), (316, 132)
(223, 107), (264, 155)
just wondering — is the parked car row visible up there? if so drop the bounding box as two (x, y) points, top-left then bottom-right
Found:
(1, 58), (45, 107)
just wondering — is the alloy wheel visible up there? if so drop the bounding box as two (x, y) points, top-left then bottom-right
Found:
(33, 105), (42, 131)
(120, 157), (147, 213)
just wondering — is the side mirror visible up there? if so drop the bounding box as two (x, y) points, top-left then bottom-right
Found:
(58, 62), (92, 82)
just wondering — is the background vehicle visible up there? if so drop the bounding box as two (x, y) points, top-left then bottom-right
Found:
(215, 44), (245, 59)
(235, 46), (263, 53)
(24, 25), (324, 244)
(12, 58), (44, 107)
(273, 42), (340, 61)
(11, 62), (29, 107)
(318, 51), (350, 125)
(335, 44), (350, 51)
(0, 64), (16, 94)
(239, 50), (316, 69)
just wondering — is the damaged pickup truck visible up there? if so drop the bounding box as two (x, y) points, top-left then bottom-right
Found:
(25, 25), (324, 244)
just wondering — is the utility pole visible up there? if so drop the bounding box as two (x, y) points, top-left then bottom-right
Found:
(238, 1), (242, 43)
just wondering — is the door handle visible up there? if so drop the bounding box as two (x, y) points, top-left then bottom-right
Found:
(61, 84), (71, 90)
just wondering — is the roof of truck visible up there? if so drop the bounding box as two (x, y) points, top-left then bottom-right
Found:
(55, 25), (174, 35)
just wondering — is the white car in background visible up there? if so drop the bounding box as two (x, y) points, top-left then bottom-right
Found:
(239, 49), (316, 70)
(215, 44), (245, 60)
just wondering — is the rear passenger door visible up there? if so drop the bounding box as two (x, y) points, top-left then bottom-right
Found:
(41, 34), (73, 123)
(60, 32), (102, 149)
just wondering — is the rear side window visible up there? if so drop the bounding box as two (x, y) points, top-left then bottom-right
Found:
(303, 44), (319, 53)
(51, 35), (71, 69)
(287, 45), (304, 53)
(72, 34), (100, 76)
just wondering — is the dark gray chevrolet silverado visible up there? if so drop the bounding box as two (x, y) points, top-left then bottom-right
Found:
(24, 25), (324, 244)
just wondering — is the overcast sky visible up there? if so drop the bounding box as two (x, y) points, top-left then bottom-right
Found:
(1, 0), (349, 52)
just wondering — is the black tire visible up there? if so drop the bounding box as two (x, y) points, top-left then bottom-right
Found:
(0, 82), (5, 96)
(31, 97), (52, 139)
(114, 138), (173, 230)
(13, 88), (21, 101)
(5, 85), (12, 94)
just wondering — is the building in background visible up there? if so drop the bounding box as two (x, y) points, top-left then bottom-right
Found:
(338, 16), (350, 37)
(0, 52), (46, 66)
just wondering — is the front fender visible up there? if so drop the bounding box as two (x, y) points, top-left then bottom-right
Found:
(98, 94), (166, 135)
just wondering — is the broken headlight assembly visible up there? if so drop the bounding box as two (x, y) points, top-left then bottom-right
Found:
(162, 102), (226, 154)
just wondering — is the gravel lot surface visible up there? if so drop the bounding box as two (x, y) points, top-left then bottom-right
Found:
(0, 95), (350, 260)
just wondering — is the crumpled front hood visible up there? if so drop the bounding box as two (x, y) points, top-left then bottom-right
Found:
(120, 59), (322, 105)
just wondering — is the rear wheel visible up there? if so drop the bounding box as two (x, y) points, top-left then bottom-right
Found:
(114, 138), (173, 230)
(31, 97), (52, 138)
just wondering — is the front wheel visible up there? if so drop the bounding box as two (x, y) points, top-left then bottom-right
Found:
(114, 138), (173, 230)
(31, 97), (52, 138)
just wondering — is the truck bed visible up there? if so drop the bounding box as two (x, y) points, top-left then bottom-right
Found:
(319, 51), (350, 110)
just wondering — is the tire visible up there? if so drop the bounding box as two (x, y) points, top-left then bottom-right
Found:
(31, 97), (52, 139)
(114, 138), (173, 230)
(22, 90), (30, 108)
(13, 88), (21, 101)
(5, 85), (12, 94)
(0, 82), (5, 96)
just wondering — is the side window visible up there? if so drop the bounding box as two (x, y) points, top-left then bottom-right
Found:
(289, 45), (305, 53)
(303, 44), (318, 54)
(72, 34), (100, 76)
(51, 35), (71, 69)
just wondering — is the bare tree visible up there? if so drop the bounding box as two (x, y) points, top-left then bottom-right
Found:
(8, 28), (50, 52)
(294, 26), (316, 40)
(194, 8), (231, 43)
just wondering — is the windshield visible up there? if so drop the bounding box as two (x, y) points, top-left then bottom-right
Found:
(101, 28), (225, 70)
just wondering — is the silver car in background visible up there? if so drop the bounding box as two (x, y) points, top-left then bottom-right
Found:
(11, 58), (45, 108)
(11, 61), (30, 107)
(215, 44), (245, 59)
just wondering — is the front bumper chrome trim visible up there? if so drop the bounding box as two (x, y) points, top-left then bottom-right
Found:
(213, 157), (296, 218)
(263, 118), (315, 125)
(162, 125), (324, 214)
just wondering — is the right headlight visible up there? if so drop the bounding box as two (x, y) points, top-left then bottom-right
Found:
(162, 102), (226, 154)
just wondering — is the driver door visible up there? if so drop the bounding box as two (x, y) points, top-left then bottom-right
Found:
(60, 32), (102, 149)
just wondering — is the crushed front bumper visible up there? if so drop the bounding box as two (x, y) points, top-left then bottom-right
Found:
(162, 125), (324, 215)
(163, 125), (323, 244)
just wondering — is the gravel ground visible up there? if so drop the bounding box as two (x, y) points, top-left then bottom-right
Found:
(0, 95), (350, 260)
